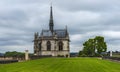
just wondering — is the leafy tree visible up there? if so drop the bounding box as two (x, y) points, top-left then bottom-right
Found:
(80, 36), (107, 57)
(82, 39), (95, 56)
(95, 36), (107, 54)
(4, 51), (25, 57)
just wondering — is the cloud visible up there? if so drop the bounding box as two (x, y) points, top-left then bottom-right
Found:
(0, 0), (120, 53)
(103, 31), (120, 38)
(55, 0), (120, 12)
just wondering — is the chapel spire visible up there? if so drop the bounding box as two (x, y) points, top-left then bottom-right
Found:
(49, 5), (54, 33)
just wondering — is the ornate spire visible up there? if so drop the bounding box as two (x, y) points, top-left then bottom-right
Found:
(49, 5), (54, 33)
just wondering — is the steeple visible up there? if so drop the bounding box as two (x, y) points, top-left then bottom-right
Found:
(49, 5), (54, 33)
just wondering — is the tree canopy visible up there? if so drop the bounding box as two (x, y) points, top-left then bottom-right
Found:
(79, 36), (107, 57)
(4, 51), (25, 57)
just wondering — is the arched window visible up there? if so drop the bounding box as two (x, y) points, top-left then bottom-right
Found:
(59, 41), (63, 51)
(39, 43), (41, 51)
(47, 41), (51, 51)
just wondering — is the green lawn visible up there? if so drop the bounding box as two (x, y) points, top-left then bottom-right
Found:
(0, 57), (120, 72)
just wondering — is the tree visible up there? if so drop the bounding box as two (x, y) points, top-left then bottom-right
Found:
(82, 39), (95, 56)
(4, 51), (25, 57)
(80, 36), (107, 57)
(95, 36), (107, 54)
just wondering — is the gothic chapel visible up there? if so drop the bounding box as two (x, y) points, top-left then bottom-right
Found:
(34, 6), (70, 57)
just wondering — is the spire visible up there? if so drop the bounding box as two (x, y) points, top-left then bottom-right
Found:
(49, 5), (54, 33)
(65, 26), (69, 36)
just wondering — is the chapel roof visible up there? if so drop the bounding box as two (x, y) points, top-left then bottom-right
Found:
(41, 29), (68, 38)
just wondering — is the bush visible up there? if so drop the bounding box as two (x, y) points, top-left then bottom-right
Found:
(57, 55), (64, 57)
(79, 54), (87, 57)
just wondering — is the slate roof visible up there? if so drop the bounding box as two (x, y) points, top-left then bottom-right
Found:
(54, 30), (66, 38)
(41, 29), (68, 38)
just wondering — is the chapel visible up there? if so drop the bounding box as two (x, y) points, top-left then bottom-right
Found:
(34, 6), (70, 57)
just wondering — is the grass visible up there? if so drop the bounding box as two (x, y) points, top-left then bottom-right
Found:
(0, 57), (120, 72)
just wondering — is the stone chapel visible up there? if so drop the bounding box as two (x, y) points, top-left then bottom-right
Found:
(33, 6), (70, 57)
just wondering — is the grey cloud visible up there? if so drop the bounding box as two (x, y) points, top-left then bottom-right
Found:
(54, 0), (120, 12)
(0, 0), (120, 53)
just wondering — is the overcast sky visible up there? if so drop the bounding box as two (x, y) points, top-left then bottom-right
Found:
(0, 0), (120, 53)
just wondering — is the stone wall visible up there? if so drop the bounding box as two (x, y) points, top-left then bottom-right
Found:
(34, 35), (70, 57)
(41, 50), (69, 57)
(0, 57), (13, 60)
(39, 39), (69, 57)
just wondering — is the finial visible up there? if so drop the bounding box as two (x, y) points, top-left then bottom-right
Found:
(65, 25), (69, 36)
(66, 25), (67, 30)
(50, 0), (53, 7)
(51, 1), (52, 6)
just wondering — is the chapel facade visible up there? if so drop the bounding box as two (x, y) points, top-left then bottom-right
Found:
(33, 6), (70, 57)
